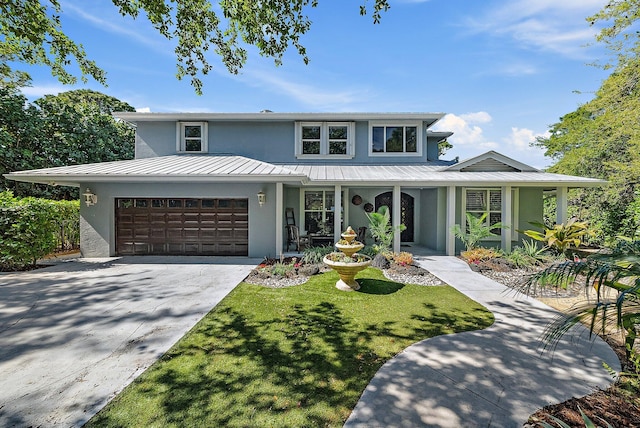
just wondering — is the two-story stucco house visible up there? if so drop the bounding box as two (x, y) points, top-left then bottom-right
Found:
(5, 112), (603, 258)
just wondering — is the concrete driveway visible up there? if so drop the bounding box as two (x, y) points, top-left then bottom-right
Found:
(0, 256), (257, 427)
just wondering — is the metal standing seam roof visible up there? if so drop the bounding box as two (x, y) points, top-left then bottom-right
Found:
(4, 155), (308, 186)
(4, 155), (606, 188)
(279, 164), (605, 187)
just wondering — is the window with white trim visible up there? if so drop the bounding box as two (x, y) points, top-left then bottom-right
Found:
(177, 122), (208, 153)
(462, 188), (519, 240)
(300, 189), (346, 234)
(296, 122), (354, 158)
(370, 123), (421, 155)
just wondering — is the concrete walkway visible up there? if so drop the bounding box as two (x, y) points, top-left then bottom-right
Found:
(0, 256), (257, 427)
(345, 255), (621, 428)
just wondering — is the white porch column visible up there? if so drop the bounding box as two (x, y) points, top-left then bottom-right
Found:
(446, 186), (456, 256)
(556, 187), (568, 225)
(393, 185), (401, 253)
(333, 184), (342, 241)
(501, 186), (512, 253)
(275, 182), (283, 256)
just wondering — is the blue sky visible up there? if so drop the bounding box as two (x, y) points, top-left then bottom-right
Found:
(20, 0), (611, 169)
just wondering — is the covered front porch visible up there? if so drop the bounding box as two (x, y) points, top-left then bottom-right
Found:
(273, 183), (573, 256)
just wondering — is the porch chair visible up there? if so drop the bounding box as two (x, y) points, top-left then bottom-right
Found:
(286, 225), (309, 252)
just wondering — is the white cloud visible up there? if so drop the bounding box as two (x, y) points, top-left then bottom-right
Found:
(460, 111), (492, 124)
(433, 113), (554, 169)
(62, 1), (172, 55)
(504, 127), (550, 151)
(465, 0), (606, 57)
(240, 67), (364, 110)
(433, 112), (498, 150)
(20, 85), (70, 98)
(136, 107), (151, 113)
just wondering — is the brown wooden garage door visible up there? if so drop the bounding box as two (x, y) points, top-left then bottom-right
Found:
(115, 198), (248, 256)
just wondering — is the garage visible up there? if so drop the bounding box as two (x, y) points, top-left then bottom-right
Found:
(115, 198), (248, 256)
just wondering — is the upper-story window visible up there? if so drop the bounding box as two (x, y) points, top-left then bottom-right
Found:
(295, 122), (354, 158)
(177, 122), (208, 153)
(369, 122), (421, 156)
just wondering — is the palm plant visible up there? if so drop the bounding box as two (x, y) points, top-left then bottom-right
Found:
(451, 212), (507, 252)
(518, 239), (640, 358)
(366, 205), (405, 253)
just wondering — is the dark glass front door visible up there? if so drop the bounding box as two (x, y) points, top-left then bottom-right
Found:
(374, 191), (414, 242)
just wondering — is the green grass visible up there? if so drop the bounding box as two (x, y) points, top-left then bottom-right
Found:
(87, 268), (493, 427)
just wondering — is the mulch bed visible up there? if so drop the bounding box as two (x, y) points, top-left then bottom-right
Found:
(526, 335), (640, 427)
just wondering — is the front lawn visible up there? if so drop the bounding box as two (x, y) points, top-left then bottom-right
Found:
(87, 268), (493, 427)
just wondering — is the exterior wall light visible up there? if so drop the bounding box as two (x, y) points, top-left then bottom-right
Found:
(82, 188), (98, 207)
(257, 190), (266, 207)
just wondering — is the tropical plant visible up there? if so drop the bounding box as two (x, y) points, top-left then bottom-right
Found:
(392, 251), (413, 266)
(302, 245), (334, 264)
(518, 239), (640, 358)
(504, 247), (534, 269)
(504, 239), (550, 268)
(524, 217), (592, 256)
(451, 212), (507, 252)
(460, 247), (500, 264)
(366, 205), (406, 253)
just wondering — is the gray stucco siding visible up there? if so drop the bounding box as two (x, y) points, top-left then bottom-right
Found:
(135, 122), (177, 158)
(517, 187), (544, 243)
(209, 121), (294, 161)
(135, 120), (438, 165)
(79, 181), (277, 258)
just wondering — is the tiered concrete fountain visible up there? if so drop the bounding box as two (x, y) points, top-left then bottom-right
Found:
(323, 226), (372, 291)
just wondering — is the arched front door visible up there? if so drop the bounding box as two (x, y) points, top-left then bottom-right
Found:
(375, 191), (414, 242)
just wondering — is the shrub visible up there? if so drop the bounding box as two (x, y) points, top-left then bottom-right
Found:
(53, 199), (80, 251)
(359, 245), (377, 258)
(504, 239), (551, 268)
(0, 191), (79, 270)
(504, 247), (535, 269)
(460, 247), (499, 263)
(302, 245), (334, 264)
(392, 251), (413, 265)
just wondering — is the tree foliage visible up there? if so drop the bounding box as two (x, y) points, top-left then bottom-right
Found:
(1, 0), (390, 94)
(0, 88), (135, 198)
(531, 1), (640, 243)
(588, 0), (640, 67)
(534, 50), (640, 242)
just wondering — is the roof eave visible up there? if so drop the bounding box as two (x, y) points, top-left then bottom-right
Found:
(301, 179), (606, 187)
(112, 112), (446, 124)
(4, 173), (308, 186)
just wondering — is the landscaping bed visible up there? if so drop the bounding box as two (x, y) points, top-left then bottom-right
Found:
(244, 254), (445, 288)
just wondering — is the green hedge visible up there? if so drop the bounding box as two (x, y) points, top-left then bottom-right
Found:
(0, 191), (80, 270)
